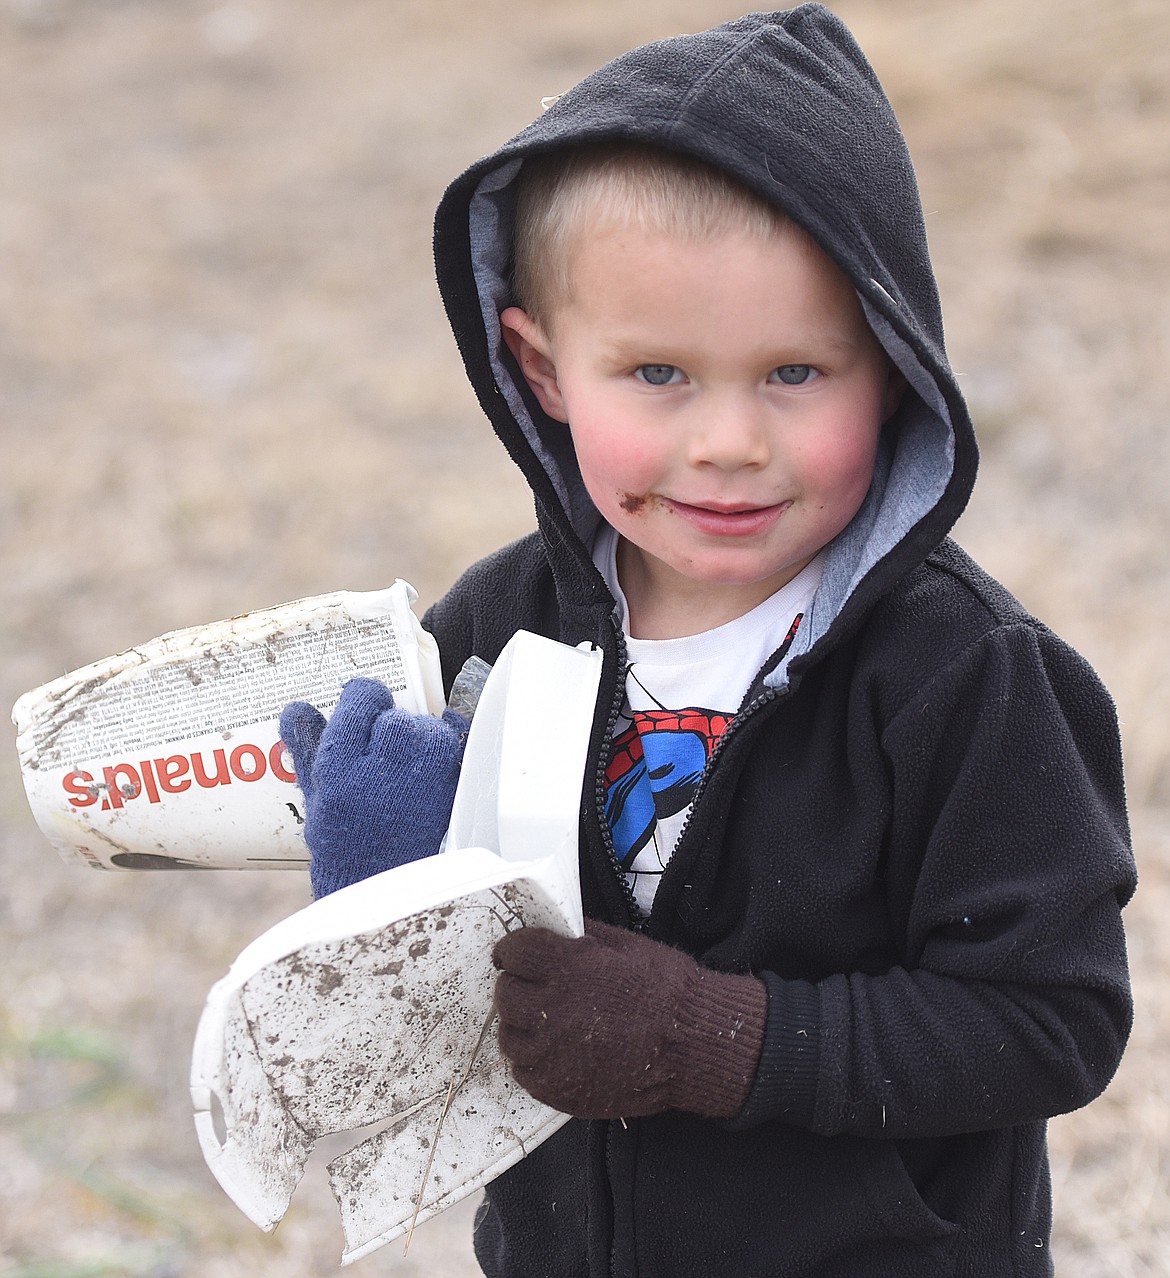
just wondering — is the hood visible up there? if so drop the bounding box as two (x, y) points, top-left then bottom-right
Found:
(433, 3), (977, 683)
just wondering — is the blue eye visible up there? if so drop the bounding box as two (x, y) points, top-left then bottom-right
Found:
(635, 364), (682, 386)
(772, 365), (819, 385)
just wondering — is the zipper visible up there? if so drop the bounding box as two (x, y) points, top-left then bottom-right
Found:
(607, 1120), (619, 1278)
(588, 616), (639, 1278)
(594, 616), (645, 930)
(592, 616), (799, 1278)
(595, 612), (803, 934)
(647, 614), (803, 914)
(665, 683), (780, 862)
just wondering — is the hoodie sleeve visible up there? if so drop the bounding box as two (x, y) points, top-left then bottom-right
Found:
(421, 531), (561, 694)
(734, 619), (1135, 1137)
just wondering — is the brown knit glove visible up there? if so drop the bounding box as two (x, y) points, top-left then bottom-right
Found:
(492, 918), (767, 1120)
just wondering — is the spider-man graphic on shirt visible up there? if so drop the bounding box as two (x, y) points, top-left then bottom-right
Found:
(604, 612), (804, 867)
(604, 708), (733, 867)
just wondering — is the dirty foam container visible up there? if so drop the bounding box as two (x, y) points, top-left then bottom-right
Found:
(190, 630), (603, 1264)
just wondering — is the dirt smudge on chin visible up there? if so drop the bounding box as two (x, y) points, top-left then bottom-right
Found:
(619, 492), (648, 514)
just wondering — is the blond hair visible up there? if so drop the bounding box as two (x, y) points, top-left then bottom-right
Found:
(511, 142), (813, 329)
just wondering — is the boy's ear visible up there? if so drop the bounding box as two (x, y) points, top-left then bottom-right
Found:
(499, 306), (570, 423)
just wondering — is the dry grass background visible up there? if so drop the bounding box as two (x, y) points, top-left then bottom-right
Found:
(1, 0), (1167, 1273)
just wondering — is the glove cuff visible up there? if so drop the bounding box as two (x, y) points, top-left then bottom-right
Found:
(667, 966), (767, 1119)
(308, 838), (402, 899)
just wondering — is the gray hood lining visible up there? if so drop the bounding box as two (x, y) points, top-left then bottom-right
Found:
(470, 161), (600, 541)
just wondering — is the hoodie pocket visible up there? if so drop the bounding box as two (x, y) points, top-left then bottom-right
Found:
(629, 1117), (963, 1277)
(859, 1139), (960, 1245)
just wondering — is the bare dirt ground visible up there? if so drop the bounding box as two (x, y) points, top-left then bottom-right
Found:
(1, 0), (1167, 1274)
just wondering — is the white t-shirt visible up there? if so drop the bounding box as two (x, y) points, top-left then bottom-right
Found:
(593, 524), (825, 913)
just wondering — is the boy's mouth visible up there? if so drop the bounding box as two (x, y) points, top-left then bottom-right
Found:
(662, 498), (791, 537)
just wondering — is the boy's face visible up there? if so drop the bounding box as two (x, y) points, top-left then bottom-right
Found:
(501, 220), (904, 637)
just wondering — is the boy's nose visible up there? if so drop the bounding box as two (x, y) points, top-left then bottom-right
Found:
(686, 398), (771, 471)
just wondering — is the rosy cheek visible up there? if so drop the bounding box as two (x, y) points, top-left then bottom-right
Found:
(802, 430), (878, 507)
(575, 429), (660, 492)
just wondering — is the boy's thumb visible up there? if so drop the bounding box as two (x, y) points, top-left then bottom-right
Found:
(278, 700), (327, 783)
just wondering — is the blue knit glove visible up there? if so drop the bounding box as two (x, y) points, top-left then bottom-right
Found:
(279, 678), (468, 899)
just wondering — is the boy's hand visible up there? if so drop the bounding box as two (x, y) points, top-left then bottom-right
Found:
(279, 678), (468, 899)
(492, 919), (766, 1120)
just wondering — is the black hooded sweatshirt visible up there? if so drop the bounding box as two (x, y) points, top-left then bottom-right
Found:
(422, 7), (1136, 1276)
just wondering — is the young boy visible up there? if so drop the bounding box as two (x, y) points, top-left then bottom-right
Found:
(280, 6), (1135, 1275)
